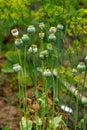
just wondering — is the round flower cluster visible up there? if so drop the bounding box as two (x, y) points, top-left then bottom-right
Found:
(39, 22), (45, 30)
(39, 32), (45, 39)
(15, 38), (23, 47)
(43, 69), (52, 77)
(28, 44), (38, 53)
(13, 64), (22, 72)
(49, 27), (56, 34)
(77, 62), (86, 72)
(46, 43), (53, 51)
(57, 24), (64, 30)
(22, 34), (29, 42)
(27, 25), (36, 34)
(48, 34), (56, 42)
(71, 68), (77, 75)
(39, 50), (48, 59)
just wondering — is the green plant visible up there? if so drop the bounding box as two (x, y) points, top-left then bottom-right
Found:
(1, 1), (87, 129)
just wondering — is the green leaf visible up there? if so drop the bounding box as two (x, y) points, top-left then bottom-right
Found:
(21, 119), (33, 130)
(2, 128), (9, 130)
(53, 116), (62, 129)
(5, 51), (18, 64)
(37, 118), (42, 126)
(48, 116), (62, 129)
(2, 61), (14, 73)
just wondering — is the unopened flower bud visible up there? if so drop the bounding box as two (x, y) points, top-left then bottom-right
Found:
(57, 24), (64, 30)
(13, 64), (22, 72)
(39, 22), (45, 30)
(39, 32), (45, 39)
(49, 27), (56, 34)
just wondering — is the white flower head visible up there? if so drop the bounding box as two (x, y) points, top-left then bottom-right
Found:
(43, 69), (52, 77)
(13, 64), (22, 72)
(39, 22), (45, 30)
(39, 50), (48, 59)
(39, 32), (45, 39)
(27, 25), (36, 34)
(61, 105), (73, 113)
(49, 27), (56, 34)
(11, 28), (19, 37)
(15, 38), (23, 46)
(57, 24), (64, 30)
(28, 44), (38, 53)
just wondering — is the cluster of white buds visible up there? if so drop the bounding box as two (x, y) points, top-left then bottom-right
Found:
(28, 44), (38, 53)
(53, 68), (58, 77)
(15, 38), (23, 46)
(39, 32), (45, 39)
(13, 63), (22, 72)
(77, 62), (86, 71)
(57, 24), (64, 30)
(43, 69), (52, 77)
(49, 27), (56, 34)
(71, 68), (77, 75)
(39, 22), (45, 30)
(27, 25), (36, 34)
(11, 28), (19, 37)
(39, 50), (48, 59)
(46, 43), (53, 51)
(61, 105), (73, 113)
(22, 34), (29, 42)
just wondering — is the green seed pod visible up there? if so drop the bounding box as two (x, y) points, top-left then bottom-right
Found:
(48, 34), (56, 42)
(22, 34), (29, 42)
(27, 25), (36, 34)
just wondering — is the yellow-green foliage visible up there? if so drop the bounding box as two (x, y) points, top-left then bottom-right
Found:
(32, 3), (66, 26)
(0, 0), (30, 25)
(67, 9), (87, 37)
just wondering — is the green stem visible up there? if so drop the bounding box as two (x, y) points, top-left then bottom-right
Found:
(75, 96), (79, 130)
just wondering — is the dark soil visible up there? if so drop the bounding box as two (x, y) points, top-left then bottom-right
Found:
(0, 55), (20, 130)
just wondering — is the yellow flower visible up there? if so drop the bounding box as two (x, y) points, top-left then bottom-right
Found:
(84, 9), (87, 14)
(70, 24), (74, 29)
(60, 66), (65, 74)
(67, 29), (73, 36)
